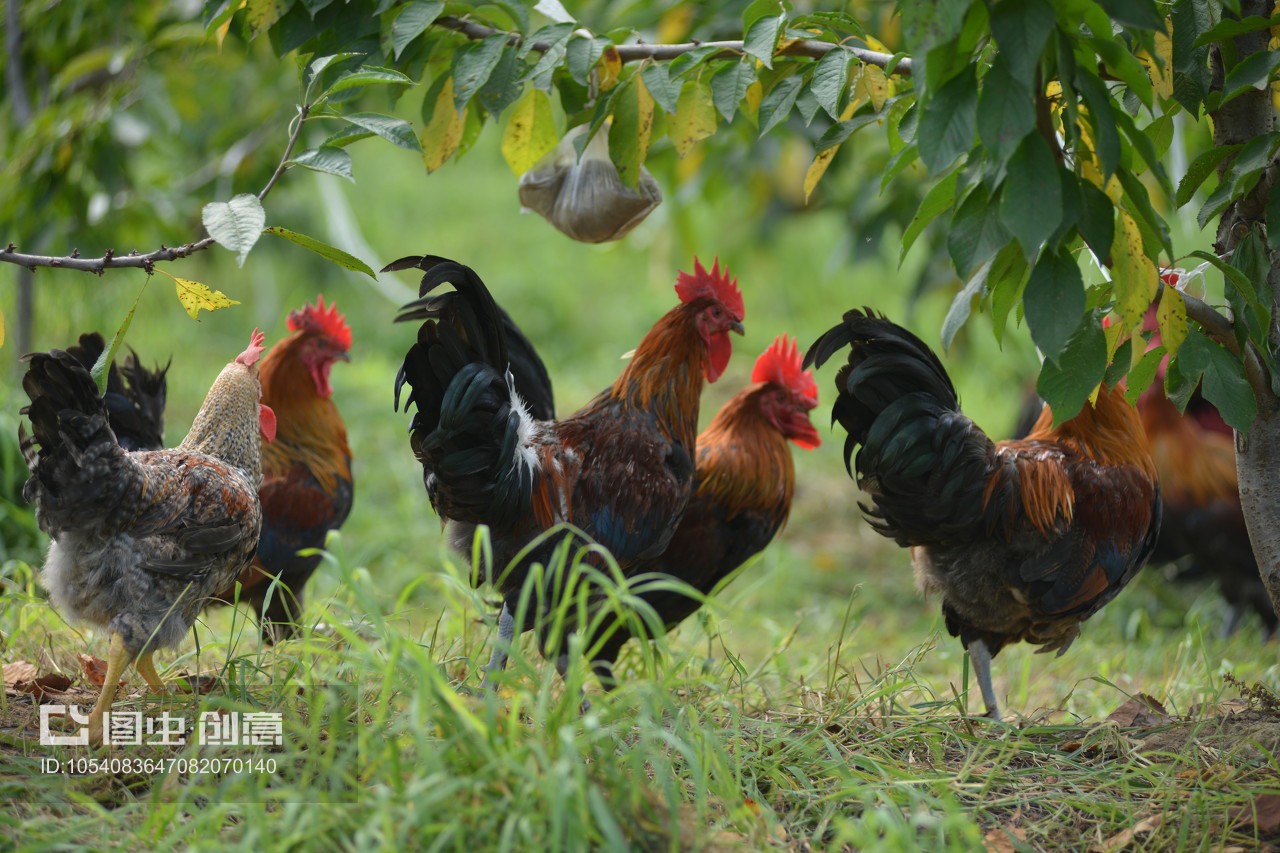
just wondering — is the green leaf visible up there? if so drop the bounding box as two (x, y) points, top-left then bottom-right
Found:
(1024, 248), (1085, 362)
(453, 34), (508, 110)
(989, 0), (1055, 80)
(810, 48), (852, 119)
(795, 85), (823, 125)
(321, 126), (374, 149)
(1175, 145), (1241, 208)
(262, 226), (376, 278)
(392, 2), (444, 60)
(987, 241), (1032, 344)
(1193, 13), (1280, 48)
(1171, 0), (1213, 113)
(1075, 69), (1120, 177)
(1175, 329), (1257, 432)
(710, 60), (757, 122)
(290, 146), (354, 181)
(1097, 0), (1164, 31)
(999, 137), (1061, 256)
(1220, 49), (1280, 105)
(1268, 175), (1280, 250)
(566, 35), (609, 86)
(524, 23), (574, 90)
(758, 75), (803, 135)
(941, 255), (994, 351)
(609, 76), (655, 187)
(477, 48), (522, 116)
(342, 113), (422, 151)
(1036, 311), (1108, 425)
(323, 66), (413, 99)
(977, 57), (1035, 164)
(743, 0), (784, 69)
(641, 64), (680, 114)
(1076, 179), (1115, 260)
(900, 0), (970, 54)
(901, 172), (958, 261)
(948, 184), (1011, 278)
(815, 108), (891, 153)
(202, 193), (265, 267)
(92, 278), (150, 396)
(917, 68), (977, 172)
(1124, 344), (1167, 405)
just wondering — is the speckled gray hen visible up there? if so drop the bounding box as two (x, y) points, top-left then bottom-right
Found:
(21, 329), (275, 745)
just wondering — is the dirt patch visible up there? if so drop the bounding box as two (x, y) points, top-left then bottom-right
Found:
(1135, 706), (1280, 763)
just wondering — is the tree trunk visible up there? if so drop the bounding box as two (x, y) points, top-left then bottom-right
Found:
(1211, 0), (1280, 616)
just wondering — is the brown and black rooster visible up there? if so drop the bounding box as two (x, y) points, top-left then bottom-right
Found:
(805, 310), (1161, 718)
(391, 254), (744, 689)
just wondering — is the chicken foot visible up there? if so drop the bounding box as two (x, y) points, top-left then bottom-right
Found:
(87, 633), (128, 747)
(134, 652), (167, 694)
(968, 639), (1000, 719)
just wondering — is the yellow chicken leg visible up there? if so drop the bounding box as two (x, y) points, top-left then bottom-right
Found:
(87, 633), (127, 747)
(134, 652), (166, 693)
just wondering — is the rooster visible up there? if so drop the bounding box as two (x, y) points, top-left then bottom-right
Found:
(210, 297), (354, 641)
(585, 335), (821, 686)
(805, 310), (1161, 718)
(65, 332), (169, 452)
(391, 254), (744, 688)
(20, 329), (275, 745)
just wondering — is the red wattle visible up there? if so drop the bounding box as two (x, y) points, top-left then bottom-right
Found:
(259, 404), (277, 443)
(705, 332), (731, 383)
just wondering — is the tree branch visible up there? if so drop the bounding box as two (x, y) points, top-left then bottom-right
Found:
(0, 98), (311, 275)
(1168, 284), (1241, 356)
(434, 16), (913, 76)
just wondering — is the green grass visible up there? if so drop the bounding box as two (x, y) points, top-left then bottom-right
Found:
(3, 125), (1280, 851)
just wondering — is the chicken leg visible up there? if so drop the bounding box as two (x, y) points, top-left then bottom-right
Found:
(134, 651), (166, 693)
(476, 604), (515, 694)
(87, 633), (128, 747)
(968, 639), (1000, 719)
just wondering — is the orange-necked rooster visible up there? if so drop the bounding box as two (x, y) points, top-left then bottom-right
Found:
(391, 254), (744, 689)
(213, 297), (354, 641)
(805, 310), (1161, 718)
(586, 335), (821, 686)
(21, 329), (274, 745)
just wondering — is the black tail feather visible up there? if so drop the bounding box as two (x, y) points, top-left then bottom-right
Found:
(65, 332), (168, 451)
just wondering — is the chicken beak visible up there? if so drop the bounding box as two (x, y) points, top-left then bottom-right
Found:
(729, 320), (745, 336)
(334, 351), (351, 363)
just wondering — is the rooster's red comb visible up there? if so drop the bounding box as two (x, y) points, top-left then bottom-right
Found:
(287, 294), (352, 350)
(236, 328), (266, 367)
(675, 257), (744, 320)
(752, 335), (818, 407)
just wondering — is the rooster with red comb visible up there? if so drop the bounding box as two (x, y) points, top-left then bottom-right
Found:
(583, 334), (820, 687)
(212, 295), (354, 642)
(391, 254), (744, 691)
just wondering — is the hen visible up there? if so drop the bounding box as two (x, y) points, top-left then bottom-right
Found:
(211, 297), (354, 641)
(391, 254), (743, 688)
(21, 329), (275, 745)
(586, 335), (820, 686)
(805, 310), (1161, 718)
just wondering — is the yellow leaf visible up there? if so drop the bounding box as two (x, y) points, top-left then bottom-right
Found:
(1112, 210), (1157, 329)
(246, 0), (285, 38)
(598, 46), (622, 91)
(744, 80), (764, 123)
(1157, 287), (1188, 357)
(657, 5), (694, 44)
(803, 99), (858, 203)
(1147, 26), (1174, 99)
(421, 77), (466, 173)
(864, 34), (891, 53)
(670, 80), (717, 159)
(155, 269), (241, 320)
(856, 64), (889, 112)
(501, 87), (558, 176)
(633, 74), (656, 163)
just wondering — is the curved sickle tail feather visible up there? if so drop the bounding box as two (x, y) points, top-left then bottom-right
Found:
(390, 255), (549, 531)
(66, 332), (169, 451)
(804, 309), (995, 548)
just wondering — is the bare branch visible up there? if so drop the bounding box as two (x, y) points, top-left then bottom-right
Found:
(0, 97), (311, 276)
(434, 15), (913, 76)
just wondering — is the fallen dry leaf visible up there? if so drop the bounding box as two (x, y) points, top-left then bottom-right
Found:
(984, 824), (1027, 853)
(1190, 698), (1250, 718)
(20, 673), (74, 701)
(3, 660), (38, 686)
(1230, 794), (1280, 836)
(175, 673), (219, 695)
(1091, 814), (1163, 852)
(77, 653), (110, 686)
(1107, 694), (1172, 727)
